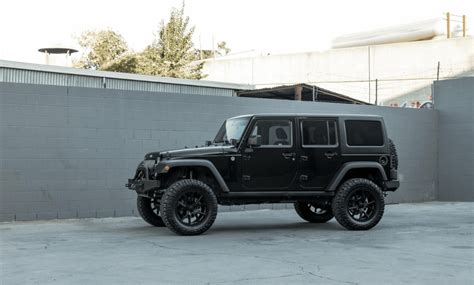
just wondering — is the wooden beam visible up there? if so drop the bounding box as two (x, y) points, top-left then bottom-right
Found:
(294, 85), (303, 101)
(447, 12), (451, 39)
(462, 15), (466, 37)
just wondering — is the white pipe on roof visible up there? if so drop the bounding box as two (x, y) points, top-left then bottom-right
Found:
(331, 18), (448, 49)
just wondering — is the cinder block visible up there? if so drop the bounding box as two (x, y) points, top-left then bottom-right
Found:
(218, 205), (231, 212)
(14, 213), (37, 221)
(258, 204), (273, 210)
(243, 204), (259, 211)
(1, 93), (27, 104)
(58, 211), (78, 219)
(131, 209), (140, 217)
(230, 205), (245, 212)
(77, 211), (97, 219)
(36, 212), (58, 220)
(272, 203), (288, 210)
(0, 213), (16, 222)
(97, 210), (115, 218)
(114, 209), (134, 217)
(134, 129), (151, 140)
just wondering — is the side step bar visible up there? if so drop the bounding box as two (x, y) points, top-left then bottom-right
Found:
(222, 191), (334, 198)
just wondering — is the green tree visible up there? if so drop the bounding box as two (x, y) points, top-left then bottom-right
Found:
(217, 41), (231, 56)
(102, 54), (140, 73)
(75, 30), (137, 72)
(140, 4), (204, 79)
(196, 41), (232, 60)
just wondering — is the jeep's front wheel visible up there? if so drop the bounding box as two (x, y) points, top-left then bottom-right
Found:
(137, 195), (165, 227)
(332, 178), (385, 230)
(294, 201), (334, 223)
(160, 179), (218, 236)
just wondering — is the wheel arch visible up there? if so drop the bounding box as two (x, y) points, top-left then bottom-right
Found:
(157, 159), (230, 193)
(327, 162), (387, 191)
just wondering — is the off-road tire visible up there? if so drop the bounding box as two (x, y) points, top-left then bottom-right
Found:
(137, 195), (165, 227)
(160, 179), (218, 236)
(388, 138), (398, 169)
(294, 202), (334, 223)
(332, 178), (385, 230)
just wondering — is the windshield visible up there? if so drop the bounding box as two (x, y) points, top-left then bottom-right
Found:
(214, 117), (251, 144)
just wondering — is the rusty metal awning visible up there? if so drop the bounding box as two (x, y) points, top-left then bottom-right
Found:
(237, 83), (369, 105)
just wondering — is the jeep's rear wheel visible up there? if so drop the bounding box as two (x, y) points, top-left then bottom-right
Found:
(332, 178), (385, 230)
(160, 179), (218, 236)
(137, 194), (165, 227)
(294, 201), (334, 223)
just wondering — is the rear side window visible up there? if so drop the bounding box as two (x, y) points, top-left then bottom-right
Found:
(301, 120), (338, 146)
(345, 120), (384, 146)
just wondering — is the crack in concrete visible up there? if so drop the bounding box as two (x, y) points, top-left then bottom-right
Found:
(146, 240), (359, 284)
(299, 265), (359, 285)
(205, 273), (304, 284)
(144, 240), (302, 266)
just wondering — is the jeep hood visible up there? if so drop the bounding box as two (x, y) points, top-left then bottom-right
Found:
(144, 146), (236, 160)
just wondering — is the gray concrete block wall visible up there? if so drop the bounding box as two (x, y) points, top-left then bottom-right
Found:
(1, 82), (438, 221)
(434, 77), (474, 201)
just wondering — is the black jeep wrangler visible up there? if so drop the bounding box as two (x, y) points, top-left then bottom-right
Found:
(126, 114), (399, 235)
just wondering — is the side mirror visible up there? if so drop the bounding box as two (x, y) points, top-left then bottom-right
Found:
(229, 138), (238, 146)
(205, 140), (212, 146)
(247, 135), (261, 147)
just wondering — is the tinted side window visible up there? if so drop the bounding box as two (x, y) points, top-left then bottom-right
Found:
(301, 120), (338, 146)
(345, 120), (383, 146)
(250, 120), (292, 147)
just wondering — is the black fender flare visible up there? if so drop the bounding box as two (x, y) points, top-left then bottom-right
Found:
(327, 162), (387, 191)
(156, 159), (230, 193)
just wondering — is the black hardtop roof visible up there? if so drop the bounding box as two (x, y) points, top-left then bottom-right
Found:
(230, 113), (383, 119)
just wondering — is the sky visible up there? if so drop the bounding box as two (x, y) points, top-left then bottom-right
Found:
(0, 0), (471, 64)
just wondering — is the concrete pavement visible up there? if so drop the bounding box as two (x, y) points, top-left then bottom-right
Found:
(1, 202), (473, 284)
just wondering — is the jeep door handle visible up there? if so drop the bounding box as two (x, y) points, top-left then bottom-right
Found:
(282, 152), (296, 160)
(324, 152), (338, 159)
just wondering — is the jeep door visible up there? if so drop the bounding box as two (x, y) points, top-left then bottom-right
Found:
(298, 117), (341, 190)
(241, 118), (297, 190)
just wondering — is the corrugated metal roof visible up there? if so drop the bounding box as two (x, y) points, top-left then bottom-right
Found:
(0, 60), (253, 97)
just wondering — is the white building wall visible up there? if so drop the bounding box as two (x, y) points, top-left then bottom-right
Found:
(202, 37), (474, 105)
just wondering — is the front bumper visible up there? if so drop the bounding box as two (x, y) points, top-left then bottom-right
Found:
(125, 159), (162, 194)
(125, 178), (161, 194)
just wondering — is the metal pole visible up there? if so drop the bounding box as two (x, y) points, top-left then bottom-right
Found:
(212, 36), (217, 58)
(446, 12), (451, 38)
(437, 61), (440, 81)
(431, 84), (434, 105)
(199, 35), (203, 60)
(312, 86), (315, 101)
(462, 15), (466, 37)
(368, 46), (371, 103)
(375, 79), (378, 105)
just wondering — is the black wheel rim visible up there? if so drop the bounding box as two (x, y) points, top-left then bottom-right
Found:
(150, 194), (161, 216)
(347, 188), (377, 222)
(176, 191), (208, 226)
(306, 203), (328, 215)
